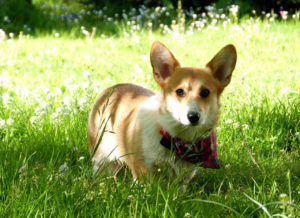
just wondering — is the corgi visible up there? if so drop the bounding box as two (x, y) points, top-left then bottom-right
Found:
(88, 41), (237, 182)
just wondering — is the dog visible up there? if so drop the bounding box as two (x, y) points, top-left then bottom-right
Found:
(88, 41), (237, 183)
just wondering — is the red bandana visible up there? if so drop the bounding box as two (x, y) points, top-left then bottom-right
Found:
(159, 129), (220, 169)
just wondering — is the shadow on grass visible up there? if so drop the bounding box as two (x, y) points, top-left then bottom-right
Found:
(0, 0), (119, 36)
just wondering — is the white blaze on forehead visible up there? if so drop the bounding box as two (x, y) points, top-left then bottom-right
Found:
(165, 96), (197, 126)
(165, 95), (182, 119)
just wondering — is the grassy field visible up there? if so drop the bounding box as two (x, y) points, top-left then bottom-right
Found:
(0, 20), (299, 217)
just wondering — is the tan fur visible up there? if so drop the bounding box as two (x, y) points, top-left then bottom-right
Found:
(88, 84), (153, 178)
(88, 41), (237, 181)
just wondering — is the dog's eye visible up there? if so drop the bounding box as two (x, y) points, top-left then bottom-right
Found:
(176, 88), (185, 97)
(200, 89), (210, 98)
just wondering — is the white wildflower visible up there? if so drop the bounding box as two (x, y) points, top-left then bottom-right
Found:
(50, 112), (59, 120)
(0, 119), (5, 128)
(0, 73), (9, 85)
(18, 165), (27, 173)
(20, 88), (29, 98)
(2, 93), (10, 106)
(45, 48), (56, 56)
(32, 90), (41, 101)
(211, 19), (217, 26)
(0, 29), (7, 40)
(63, 96), (72, 108)
(229, 5), (239, 15)
(57, 107), (65, 114)
(35, 106), (47, 116)
(280, 11), (288, 20)
(205, 6), (214, 12)
(279, 193), (287, 198)
(82, 29), (89, 36)
(280, 87), (290, 93)
(40, 101), (49, 111)
(82, 82), (89, 90)
(134, 64), (143, 74)
(77, 97), (87, 109)
(53, 87), (62, 96)
(58, 164), (69, 177)
(83, 70), (90, 79)
(83, 54), (90, 61)
(43, 88), (50, 95)
(225, 119), (233, 124)
(184, 212), (191, 217)
(30, 116), (39, 124)
(233, 122), (239, 128)
(6, 118), (14, 126)
(65, 74), (75, 85)
(4, 16), (10, 23)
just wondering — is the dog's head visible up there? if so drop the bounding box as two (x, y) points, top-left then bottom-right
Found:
(150, 41), (237, 141)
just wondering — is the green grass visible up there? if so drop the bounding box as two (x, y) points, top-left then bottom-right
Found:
(0, 21), (299, 217)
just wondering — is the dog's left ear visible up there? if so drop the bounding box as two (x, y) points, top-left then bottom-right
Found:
(150, 41), (180, 86)
(206, 44), (237, 88)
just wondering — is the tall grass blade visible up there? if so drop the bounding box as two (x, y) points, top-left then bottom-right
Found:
(244, 193), (271, 217)
(183, 199), (240, 216)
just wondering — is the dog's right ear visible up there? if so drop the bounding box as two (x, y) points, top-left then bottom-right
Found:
(150, 41), (180, 86)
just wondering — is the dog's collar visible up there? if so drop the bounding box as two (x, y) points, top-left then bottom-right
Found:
(159, 129), (220, 169)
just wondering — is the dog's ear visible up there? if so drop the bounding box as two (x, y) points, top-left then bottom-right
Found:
(150, 41), (180, 86)
(206, 44), (237, 88)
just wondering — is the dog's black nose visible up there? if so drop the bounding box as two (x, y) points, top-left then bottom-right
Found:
(187, 111), (200, 124)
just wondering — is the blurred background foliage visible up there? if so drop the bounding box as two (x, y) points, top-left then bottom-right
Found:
(0, 0), (299, 35)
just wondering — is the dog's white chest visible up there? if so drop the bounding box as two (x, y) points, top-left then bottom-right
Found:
(138, 95), (191, 174)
